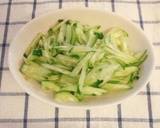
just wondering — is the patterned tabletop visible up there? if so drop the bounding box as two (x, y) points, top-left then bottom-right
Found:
(0, 0), (160, 128)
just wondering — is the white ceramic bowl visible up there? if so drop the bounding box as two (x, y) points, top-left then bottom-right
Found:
(9, 8), (154, 108)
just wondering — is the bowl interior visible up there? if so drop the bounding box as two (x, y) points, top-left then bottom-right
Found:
(9, 8), (154, 108)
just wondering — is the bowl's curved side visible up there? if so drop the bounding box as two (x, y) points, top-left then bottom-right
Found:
(8, 8), (155, 108)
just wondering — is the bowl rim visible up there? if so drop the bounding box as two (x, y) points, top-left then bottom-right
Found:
(8, 8), (155, 109)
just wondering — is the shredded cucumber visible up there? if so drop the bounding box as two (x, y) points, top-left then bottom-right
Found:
(20, 19), (147, 103)
(81, 86), (107, 96)
(55, 92), (79, 102)
(41, 81), (60, 92)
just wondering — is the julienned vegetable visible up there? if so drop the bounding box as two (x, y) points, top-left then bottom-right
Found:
(20, 19), (147, 103)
